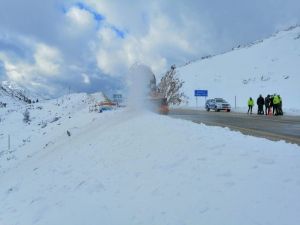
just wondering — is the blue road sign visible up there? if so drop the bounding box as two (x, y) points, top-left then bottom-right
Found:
(113, 94), (122, 99)
(113, 94), (123, 103)
(194, 90), (208, 97)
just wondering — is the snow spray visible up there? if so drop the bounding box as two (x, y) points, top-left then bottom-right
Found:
(126, 63), (156, 112)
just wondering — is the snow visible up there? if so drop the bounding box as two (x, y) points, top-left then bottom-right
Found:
(177, 26), (300, 114)
(1, 95), (300, 225)
(1, 80), (42, 102)
(1, 27), (300, 225)
(0, 92), (105, 172)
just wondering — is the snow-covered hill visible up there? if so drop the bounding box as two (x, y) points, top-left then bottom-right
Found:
(177, 25), (300, 114)
(0, 92), (105, 172)
(0, 106), (300, 225)
(0, 80), (42, 104)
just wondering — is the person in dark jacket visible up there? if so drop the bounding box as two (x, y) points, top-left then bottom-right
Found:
(270, 95), (274, 115)
(277, 95), (283, 115)
(264, 95), (271, 115)
(257, 94), (265, 115)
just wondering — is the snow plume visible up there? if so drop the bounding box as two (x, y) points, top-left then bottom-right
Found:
(126, 63), (155, 112)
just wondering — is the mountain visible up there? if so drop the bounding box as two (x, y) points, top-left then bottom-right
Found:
(177, 25), (300, 113)
(0, 80), (41, 104)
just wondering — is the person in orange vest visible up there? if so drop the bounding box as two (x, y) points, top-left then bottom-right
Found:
(247, 97), (254, 114)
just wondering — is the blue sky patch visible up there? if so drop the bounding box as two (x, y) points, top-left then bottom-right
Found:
(111, 26), (126, 39)
(75, 2), (105, 22)
(59, 2), (126, 39)
(60, 2), (105, 22)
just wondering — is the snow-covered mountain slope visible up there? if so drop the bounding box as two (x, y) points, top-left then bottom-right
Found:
(177, 26), (300, 113)
(0, 80), (41, 104)
(0, 107), (300, 225)
(0, 92), (105, 172)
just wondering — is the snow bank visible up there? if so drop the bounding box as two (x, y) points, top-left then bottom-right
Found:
(1, 108), (299, 225)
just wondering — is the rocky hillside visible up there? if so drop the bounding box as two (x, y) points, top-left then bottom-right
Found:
(0, 80), (40, 105)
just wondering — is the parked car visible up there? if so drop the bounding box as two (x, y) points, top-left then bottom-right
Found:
(205, 98), (231, 112)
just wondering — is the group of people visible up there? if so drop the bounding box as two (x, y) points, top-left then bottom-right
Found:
(247, 94), (283, 116)
(0, 102), (7, 108)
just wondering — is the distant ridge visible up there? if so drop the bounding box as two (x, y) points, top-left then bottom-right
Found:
(0, 80), (41, 104)
(179, 25), (300, 68)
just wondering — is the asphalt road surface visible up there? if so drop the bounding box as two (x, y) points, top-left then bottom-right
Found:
(169, 108), (300, 146)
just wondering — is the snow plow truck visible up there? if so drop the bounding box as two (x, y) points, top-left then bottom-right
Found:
(147, 73), (169, 115)
(129, 63), (169, 114)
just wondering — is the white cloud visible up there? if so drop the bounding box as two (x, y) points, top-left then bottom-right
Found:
(65, 6), (97, 37)
(93, 7), (211, 77)
(34, 43), (62, 75)
(81, 0), (219, 78)
(1, 0), (300, 97)
(84, 0), (148, 35)
(0, 42), (63, 86)
(82, 73), (90, 84)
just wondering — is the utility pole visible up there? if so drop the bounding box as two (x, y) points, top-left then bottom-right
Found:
(8, 134), (10, 151)
(235, 96), (237, 109)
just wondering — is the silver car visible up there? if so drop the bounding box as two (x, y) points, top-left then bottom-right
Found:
(205, 98), (231, 112)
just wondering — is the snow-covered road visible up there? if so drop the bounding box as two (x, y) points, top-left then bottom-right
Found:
(170, 108), (300, 145)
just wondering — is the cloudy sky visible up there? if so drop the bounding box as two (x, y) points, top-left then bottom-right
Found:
(0, 0), (300, 97)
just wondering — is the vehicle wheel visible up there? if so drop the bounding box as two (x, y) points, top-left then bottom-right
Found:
(217, 109), (220, 112)
(206, 108), (210, 112)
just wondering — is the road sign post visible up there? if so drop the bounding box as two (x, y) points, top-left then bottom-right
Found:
(235, 95), (237, 109)
(8, 134), (10, 151)
(113, 94), (123, 105)
(194, 90), (208, 107)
